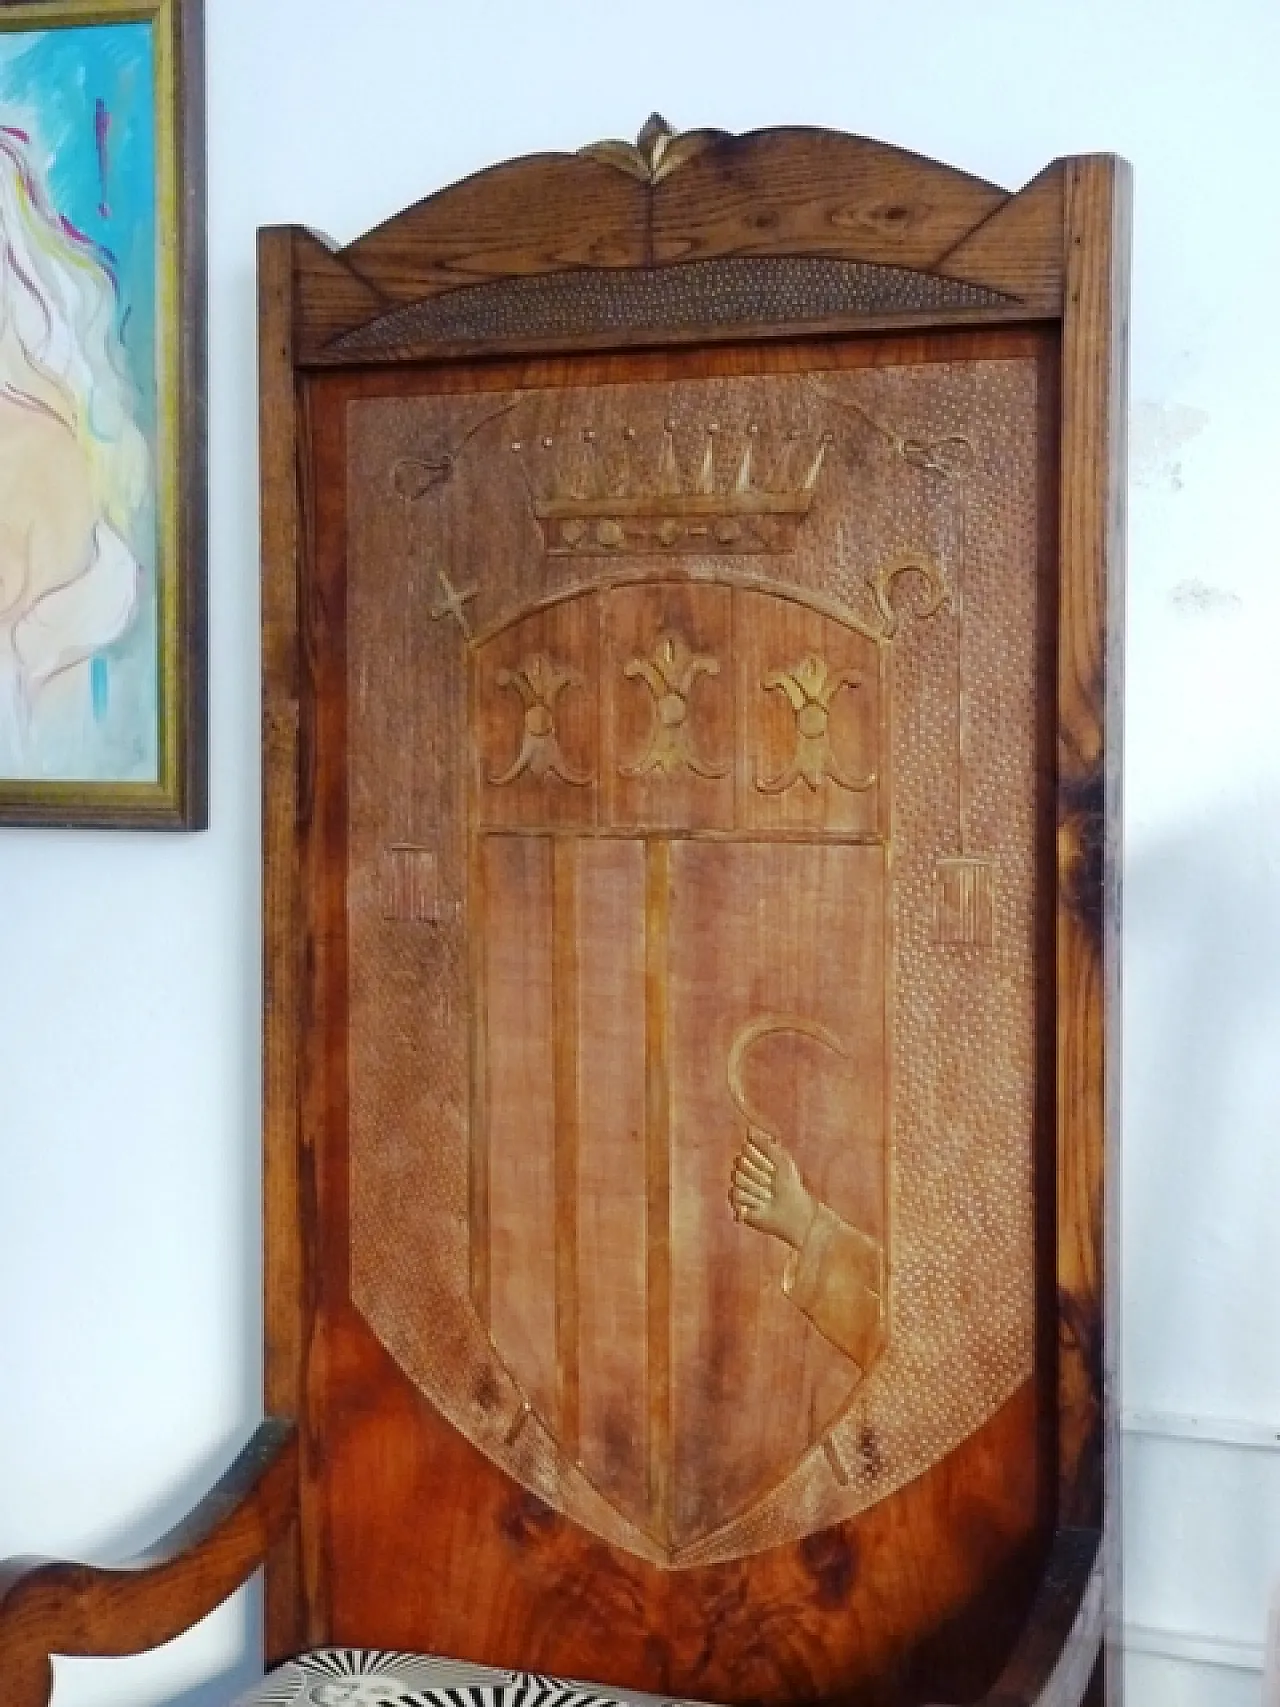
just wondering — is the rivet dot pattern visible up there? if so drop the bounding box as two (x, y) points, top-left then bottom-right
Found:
(332, 256), (1014, 355)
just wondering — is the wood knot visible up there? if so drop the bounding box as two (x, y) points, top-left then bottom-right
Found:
(797, 1529), (859, 1607)
(1058, 770), (1105, 939)
(498, 1489), (559, 1549)
(830, 199), (927, 236)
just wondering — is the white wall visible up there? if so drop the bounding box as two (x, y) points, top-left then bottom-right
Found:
(3, 1), (1279, 1702)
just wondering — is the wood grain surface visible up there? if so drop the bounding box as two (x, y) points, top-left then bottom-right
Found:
(1054, 155), (1131, 1704)
(254, 125), (1127, 1707)
(279, 328), (1059, 1701)
(291, 124), (1070, 362)
(321, 1315), (1044, 1706)
(259, 225), (310, 1664)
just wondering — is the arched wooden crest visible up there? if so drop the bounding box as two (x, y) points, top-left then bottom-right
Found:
(260, 116), (1127, 1707)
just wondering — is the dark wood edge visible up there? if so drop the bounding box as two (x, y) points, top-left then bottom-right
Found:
(259, 224), (310, 1663)
(1054, 154), (1130, 1548)
(923, 1526), (1102, 1707)
(1099, 155), (1132, 1707)
(297, 301), (1054, 371)
(0, 1420), (298, 1707)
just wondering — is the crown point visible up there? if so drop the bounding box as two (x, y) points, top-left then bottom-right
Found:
(802, 435), (832, 492)
(733, 434), (755, 495)
(542, 435), (554, 449)
(697, 426), (718, 494)
(637, 112), (676, 156)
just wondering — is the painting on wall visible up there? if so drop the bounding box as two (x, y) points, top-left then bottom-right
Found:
(0, 0), (204, 828)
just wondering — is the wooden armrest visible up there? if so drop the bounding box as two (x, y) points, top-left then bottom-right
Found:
(927, 1527), (1103, 1707)
(0, 1418), (299, 1707)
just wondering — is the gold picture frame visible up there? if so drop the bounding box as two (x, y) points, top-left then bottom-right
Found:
(0, 0), (205, 827)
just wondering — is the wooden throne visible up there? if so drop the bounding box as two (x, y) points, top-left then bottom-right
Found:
(0, 118), (1127, 1707)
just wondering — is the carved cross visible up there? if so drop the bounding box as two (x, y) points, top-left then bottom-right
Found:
(429, 569), (479, 638)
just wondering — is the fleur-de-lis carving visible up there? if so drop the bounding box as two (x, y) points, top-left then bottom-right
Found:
(757, 654), (876, 794)
(621, 631), (729, 779)
(489, 654), (592, 787)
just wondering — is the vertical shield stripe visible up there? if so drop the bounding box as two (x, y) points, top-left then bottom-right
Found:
(551, 837), (581, 1455)
(576, 839), (649, 1530)
(484, 833), (558, 1425)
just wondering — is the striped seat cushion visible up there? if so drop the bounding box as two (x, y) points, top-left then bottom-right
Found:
(234, 1650), (706, 1707)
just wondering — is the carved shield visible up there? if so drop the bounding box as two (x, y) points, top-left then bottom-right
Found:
(346, 365), (1040, 1578)
(469, 576), (888, 1559)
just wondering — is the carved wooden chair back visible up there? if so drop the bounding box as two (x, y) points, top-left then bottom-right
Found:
(0, 115), (1127, 1707)
(255, 116), (1127, 1707)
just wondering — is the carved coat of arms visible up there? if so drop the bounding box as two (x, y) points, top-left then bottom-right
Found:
(465, 422), (891, 1560)
(348, 374), (1038, 1572)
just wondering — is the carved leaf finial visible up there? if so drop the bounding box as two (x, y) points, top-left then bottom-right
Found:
(579, 114), (728, 184)
(637, 112), (676, 166)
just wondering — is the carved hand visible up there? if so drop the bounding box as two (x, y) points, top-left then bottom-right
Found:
(729, 1130), (817, 1250)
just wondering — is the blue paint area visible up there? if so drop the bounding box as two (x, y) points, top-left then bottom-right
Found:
(0, 21), (159, 782)
(0, 22), (157, 435)
(90, 654), (109, 722)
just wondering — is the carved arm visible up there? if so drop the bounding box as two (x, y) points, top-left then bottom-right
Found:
(0, 1418), (299, 1707)
(928, 1527), (1103, 1707)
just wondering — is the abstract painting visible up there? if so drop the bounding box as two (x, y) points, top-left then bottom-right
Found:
(0, 0), (203, 827)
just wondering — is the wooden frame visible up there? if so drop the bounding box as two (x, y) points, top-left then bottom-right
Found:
(269, 122), (1127, 1704)
(0, 119), (1127, 1706)
(0, 0), (206, 828)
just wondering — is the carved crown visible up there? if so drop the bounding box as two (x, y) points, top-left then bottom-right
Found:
(509, 420), (833, 558)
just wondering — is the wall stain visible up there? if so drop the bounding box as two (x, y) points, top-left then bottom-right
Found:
(1170, 577), (1243, 616)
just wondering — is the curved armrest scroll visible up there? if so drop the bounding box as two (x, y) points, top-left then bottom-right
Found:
(0, 1418), (299, 1707)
